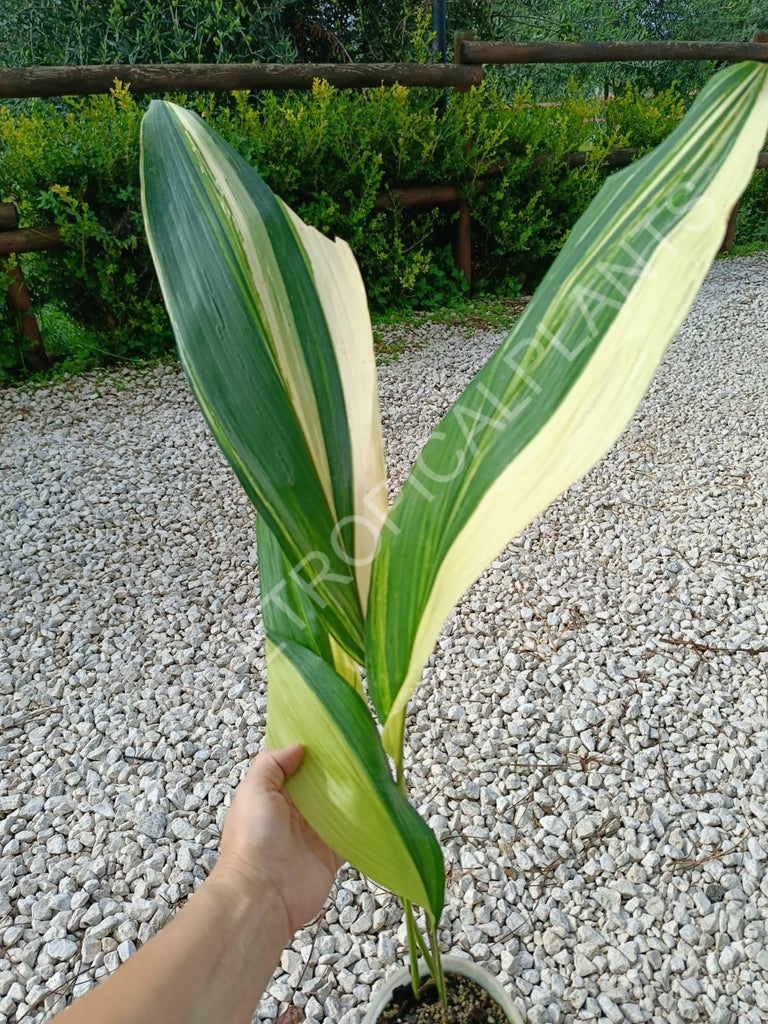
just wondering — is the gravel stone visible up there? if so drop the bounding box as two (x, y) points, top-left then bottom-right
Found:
(45, 938), (79, 962)
(170, 817), (197, 841)
(117, 940), (137, 962)
(607, 947), (630, 973)
(678, 998), (701, 1020)
(596, 993), (624, 1022)
(377, 935), (395, 965)
(137, 812), (168, 840)
(574, 952), (597, 977)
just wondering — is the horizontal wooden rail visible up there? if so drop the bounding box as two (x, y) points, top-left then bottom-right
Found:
(0, 226), (62, 257)
(461, 40), (768, 65)
(376, 150), (767, 209)
(374, 152), (643, 208)
(558, 149), (767, 169)
(0, 61), (482, 99)
(563, 148), (642, 168)
(374, 185), (467, 209)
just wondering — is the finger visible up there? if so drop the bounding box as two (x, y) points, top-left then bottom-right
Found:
(271, 743), (304, 779)
(248, 744), (304, 792)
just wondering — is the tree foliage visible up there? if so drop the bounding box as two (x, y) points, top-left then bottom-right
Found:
(0, 0), (439, 67)
(1, 0), (296, 67)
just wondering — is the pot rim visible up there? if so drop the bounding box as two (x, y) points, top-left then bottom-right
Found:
(362, 954), (526, 1024)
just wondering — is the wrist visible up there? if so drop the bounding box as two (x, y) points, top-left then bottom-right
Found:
(206, 857), (292, 947)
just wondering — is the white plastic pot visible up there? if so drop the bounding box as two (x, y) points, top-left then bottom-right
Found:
(363, 955), (526, 1024)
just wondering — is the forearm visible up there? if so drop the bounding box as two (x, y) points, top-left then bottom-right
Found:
(54, 866), (290, 1024)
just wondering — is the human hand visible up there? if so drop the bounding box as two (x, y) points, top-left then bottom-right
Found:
(211, 745), (341, 937)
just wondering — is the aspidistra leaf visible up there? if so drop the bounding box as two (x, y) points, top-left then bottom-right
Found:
(366, 61), (768, 756)
(140, 100), (387, 661)
(264, 636), (444, 917)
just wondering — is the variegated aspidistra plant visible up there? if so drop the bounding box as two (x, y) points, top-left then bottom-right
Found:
(141, 62), (768, 1004)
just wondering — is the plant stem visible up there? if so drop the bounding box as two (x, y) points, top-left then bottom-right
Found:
(408, 902), (434, 967)
(427, 914), (447, 1008)
(392, 713), (406, 784)
(398, 761), (436, 997)
(403, 900), (425, 997)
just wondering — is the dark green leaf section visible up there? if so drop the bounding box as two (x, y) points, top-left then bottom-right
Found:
(257, 515), (335, 666)
(366, 62), (767, 721)
(277, 636), (445, 919)
(141, 101), (363, 660)
(198, 118), (358, 563)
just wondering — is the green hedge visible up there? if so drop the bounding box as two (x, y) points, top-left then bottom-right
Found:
(1, 78), (762, 382)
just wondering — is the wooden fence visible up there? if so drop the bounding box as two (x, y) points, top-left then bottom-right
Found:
(2, 37), (767, 366)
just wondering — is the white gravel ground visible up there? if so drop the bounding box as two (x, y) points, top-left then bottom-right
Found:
(1, 254), (768, 1024)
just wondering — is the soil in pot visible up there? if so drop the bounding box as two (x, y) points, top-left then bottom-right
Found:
(379, 974), (507, 1023)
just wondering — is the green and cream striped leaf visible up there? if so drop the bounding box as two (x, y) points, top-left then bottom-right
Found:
(264, 636), (445, 917)
(140, 100), (387, 663)
(257, 514), (363, 695)
(366, 61), (768, 758)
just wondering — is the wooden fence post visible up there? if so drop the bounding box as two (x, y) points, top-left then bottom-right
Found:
(455, 200), (473, 292)
(0, 204), (17, 230)
(0, 203), (51, 372)
(454, 31), (474, 69)
(453, 32), (475, 294)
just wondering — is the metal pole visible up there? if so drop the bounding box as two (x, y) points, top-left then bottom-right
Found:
(432, 0), (447, 62)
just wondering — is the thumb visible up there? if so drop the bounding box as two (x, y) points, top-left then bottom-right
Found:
(249, 744), (304, 792)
